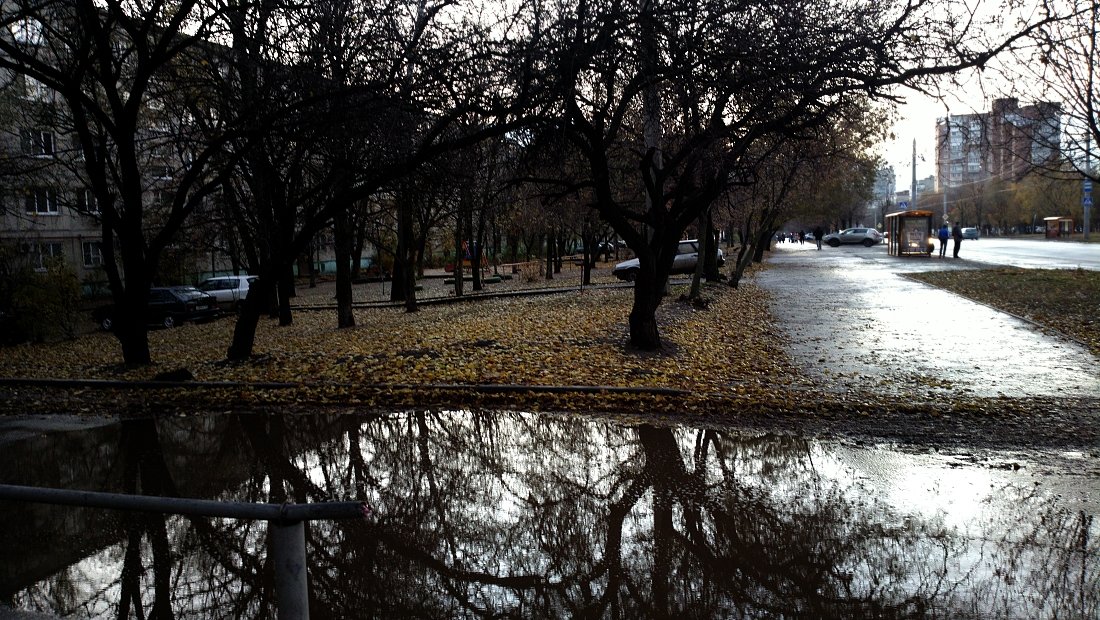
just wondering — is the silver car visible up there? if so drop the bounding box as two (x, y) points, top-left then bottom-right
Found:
(198, 275), (256, 310)
(821, 227), (884, 247)
(612, 239), (724, 281)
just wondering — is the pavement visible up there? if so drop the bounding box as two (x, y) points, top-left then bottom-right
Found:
(756, 241), (1100, 399)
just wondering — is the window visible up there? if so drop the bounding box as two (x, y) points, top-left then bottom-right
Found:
(22, 76), (52, 101)
(25, 187), (58, 214)
(21, 129), (54, 157)
(21, 242), (62, 270)
(10, 18), (44, 45)
(967, 151), (982, 172)
(71, 135), (86, 160)
(76, 189), (98, 213)
(82, 241), (104, 268)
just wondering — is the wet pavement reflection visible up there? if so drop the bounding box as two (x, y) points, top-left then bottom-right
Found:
(1, 411), (1097, 618)
(759, 243), (1100, 399)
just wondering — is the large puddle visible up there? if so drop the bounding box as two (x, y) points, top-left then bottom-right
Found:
(1, 411), (1097, 618)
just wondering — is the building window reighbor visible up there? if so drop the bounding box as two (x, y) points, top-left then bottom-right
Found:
(25, 187), (59, 214)
(10, 18), (45, 46)
(76, 189), (98, 213)
(21, 242), (63, 270)
(82, 241), (104, 268)
(21, 129), (55, 157)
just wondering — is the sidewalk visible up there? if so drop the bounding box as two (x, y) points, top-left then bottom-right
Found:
(756, 242), (1100, 399)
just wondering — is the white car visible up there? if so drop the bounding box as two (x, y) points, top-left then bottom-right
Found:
(612, 239), (724, 282)
(821, 228), (884, 247)
(198, 275), (256, 310)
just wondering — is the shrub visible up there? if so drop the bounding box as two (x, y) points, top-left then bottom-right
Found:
(9, 257), (83, 342)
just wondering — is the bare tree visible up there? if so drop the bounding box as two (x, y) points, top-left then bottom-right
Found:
(538, 0), (1060, 350)
(1003, 0), (1098, 234)
(217, 0), (542, 360)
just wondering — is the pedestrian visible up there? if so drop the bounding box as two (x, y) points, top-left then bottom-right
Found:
(813, 225), (824, 250)
(798, 230), (805, 245)
(952, 222), (963, 257)
(937, 223), (950, 257)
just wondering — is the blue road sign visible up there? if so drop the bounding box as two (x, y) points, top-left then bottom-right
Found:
(1085, 195), (1093, 207)
(899, 201), (909, 209)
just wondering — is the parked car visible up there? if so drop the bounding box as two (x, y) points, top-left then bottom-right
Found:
(93, 286), (221, 330)
(198, 275), (256, 310)
(961, 227), (980, 240)
(612, 239), (724, 281)
(821, 227), (884, 247)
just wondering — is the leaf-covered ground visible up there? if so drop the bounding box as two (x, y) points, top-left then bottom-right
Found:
(0, 265), (1098, 449)
(906, 267), (1100, 357)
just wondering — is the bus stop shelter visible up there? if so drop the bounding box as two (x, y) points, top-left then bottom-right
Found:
(885, 210), (935, 256)
(1043, 216), (1073, 238)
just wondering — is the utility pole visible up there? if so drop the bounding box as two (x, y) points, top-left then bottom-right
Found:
(1085, 132), (1092, 241)
(942, 114), (949, 221)
(911, 139), (917, 209)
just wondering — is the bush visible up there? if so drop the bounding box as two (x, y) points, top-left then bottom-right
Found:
(521, 262), (541, 283)
(8, 257), (83, 343)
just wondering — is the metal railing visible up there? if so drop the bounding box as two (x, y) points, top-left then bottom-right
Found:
(0, 483), (367, 620)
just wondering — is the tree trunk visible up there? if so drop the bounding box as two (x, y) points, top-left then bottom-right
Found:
(227, 282), (263, 360)
(470, 207), (483, 292)
(391, 195), (413, 304)
(111, 267), (153, 366)
(628, 259), (662, 349)
(277, 266), (294, 326)
(544, 231), (554, 280)
(452, 219), (464, 297)
(307, 242), (317, 288)
(350, 212), (365, 281)
(334, 211), (355, 328)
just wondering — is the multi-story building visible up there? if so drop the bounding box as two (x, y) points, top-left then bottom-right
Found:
(0, 75), (108, 290)
(935, 98), (1061, 190)
(872, 165), (896, 204)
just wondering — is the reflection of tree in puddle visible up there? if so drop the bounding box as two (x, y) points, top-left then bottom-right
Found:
(5, 412), (1097, 618)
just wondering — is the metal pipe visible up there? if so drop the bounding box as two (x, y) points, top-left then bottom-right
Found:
(0, 484), (365, 522)
(272, 520), (309, 620)
(0, 484), (367, 620)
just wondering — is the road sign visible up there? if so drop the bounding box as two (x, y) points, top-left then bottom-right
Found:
(1085, 196), (1093, 207)
(899, 201), (909, 209)
(1085, 179), (1093, 192)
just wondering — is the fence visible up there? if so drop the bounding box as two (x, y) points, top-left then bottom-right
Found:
(0, 483), (367, 620)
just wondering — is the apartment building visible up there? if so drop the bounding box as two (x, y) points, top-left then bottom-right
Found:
(0, 74), (108, 289)
(935, 98), (1062, 191)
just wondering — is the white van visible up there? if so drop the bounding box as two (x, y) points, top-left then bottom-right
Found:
(198, 275), (257, 310)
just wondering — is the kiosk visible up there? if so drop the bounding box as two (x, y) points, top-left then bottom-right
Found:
(1043, 216), (1073, 238)
(885, 210), (935, 257)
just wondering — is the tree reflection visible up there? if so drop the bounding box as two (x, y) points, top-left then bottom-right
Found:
(4, 412), (1097, 618)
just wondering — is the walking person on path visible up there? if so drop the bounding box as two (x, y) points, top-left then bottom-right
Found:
(937, 223), (950, 257)
(813, 225), (824, 250)
(952, 223), (963, 257)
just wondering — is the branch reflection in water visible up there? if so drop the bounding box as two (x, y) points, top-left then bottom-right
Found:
(1, 411), (1096, 618)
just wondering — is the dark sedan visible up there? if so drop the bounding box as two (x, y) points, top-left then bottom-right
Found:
(94, 286), (221, 330)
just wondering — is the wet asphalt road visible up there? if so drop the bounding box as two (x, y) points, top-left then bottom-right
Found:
(958, 236), (1100, 270)
(756, 241), (1100, 399)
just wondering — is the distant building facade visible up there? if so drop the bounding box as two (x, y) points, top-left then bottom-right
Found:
(935, 98), (1061, 190)
(873, 165), (896, 204)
